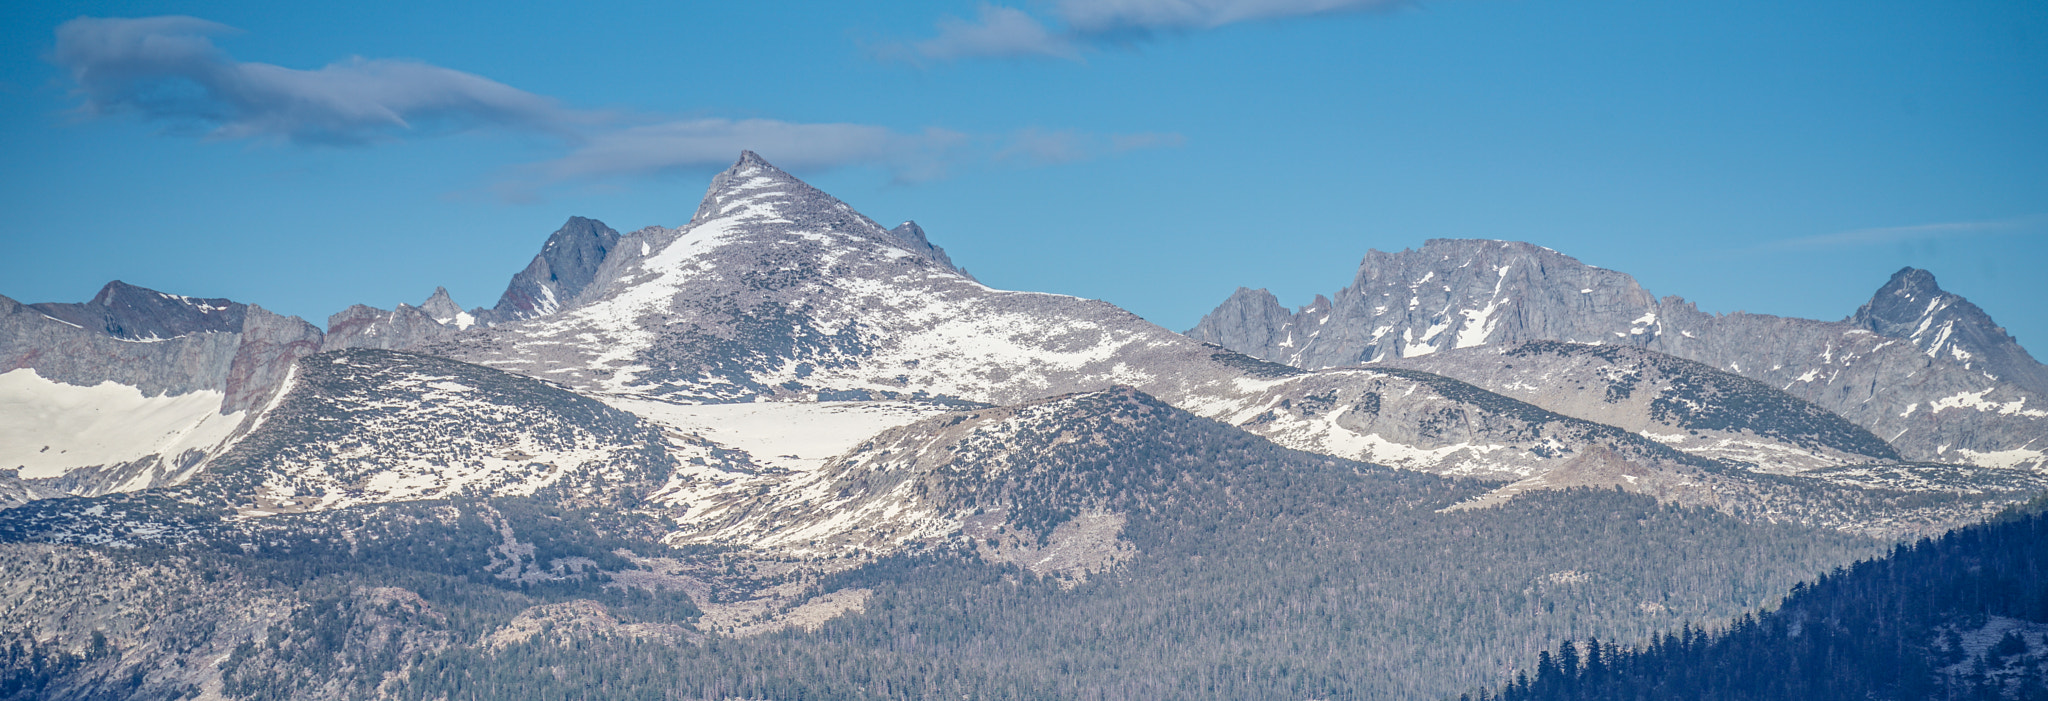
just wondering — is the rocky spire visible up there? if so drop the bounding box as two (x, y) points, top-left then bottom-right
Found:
(1186, 288), (1298, 363)
(487, 216), (622, 322)
(421, 286), (462, 321)
(888, 221), (970, 277)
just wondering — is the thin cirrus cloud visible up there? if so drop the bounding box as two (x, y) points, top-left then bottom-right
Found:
(49, 16), (1181, 196)
(1757, 216), (2047, 252)
(900, 0), (1410, 61)
(996, 128), (1187, 165)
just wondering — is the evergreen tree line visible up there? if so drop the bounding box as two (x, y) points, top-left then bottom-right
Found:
(1477, 499), (2048, 701)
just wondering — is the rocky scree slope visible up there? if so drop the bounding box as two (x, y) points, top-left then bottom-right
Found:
(197, 348), (679, 515)
(1381, 341), (1902, 472)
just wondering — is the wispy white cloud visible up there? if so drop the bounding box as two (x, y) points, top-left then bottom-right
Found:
(51, 16), (1182, 201)
(1759, 216), (2046, 251)
(518, 123), (1182, 197)
(1059, 0), (1409, 35)
(894, 0), (1411, 61)
(909, 5), (1082, 62)
(51, 16), (589, 145)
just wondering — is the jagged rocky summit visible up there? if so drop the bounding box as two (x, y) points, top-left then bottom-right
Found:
(1188, 239), (2048, 472)
(481, 216), (622, 324)
(1851, 266), (2048, 396)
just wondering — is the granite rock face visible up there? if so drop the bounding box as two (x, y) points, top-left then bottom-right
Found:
(484, 216), (622, 323)
(1193, 288), (1301, 359)
(0, 284), (324, 501)
(322, 303), (457, 352)
(1189, 239), (2048, 471)
(29, 280), (247, 342)
(886, 221), (971, 279)
(1190, 240), (1661, 367)
(319, 287), (490, 354)
(419, 286), (477, 330)
(222, 306), (324, 414)
(0, 291), (242, 398)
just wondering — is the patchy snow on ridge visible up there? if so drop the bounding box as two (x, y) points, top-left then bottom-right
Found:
(1928, 388), (2048, 418)
(1943, 446), (2046, 470)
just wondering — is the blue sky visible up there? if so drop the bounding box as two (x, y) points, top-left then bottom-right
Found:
(3, 0), (2045, 352)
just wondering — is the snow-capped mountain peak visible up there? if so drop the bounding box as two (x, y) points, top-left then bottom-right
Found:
(1850, 267), (2048, 395)
(693, 151), (867, 231)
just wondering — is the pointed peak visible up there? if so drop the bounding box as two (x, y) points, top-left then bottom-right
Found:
(717, 150), (799, 186)
(1227, 287), (1281, 304)
(1853, 265), (2048, 394)
(421, 286), (462, 319)
(492, 215), (622, 320)
(1879, 267), (1943, 299)
(92, 278), (218, 307)
(735, 150), (773, 169)
(1854, 266), (1980, 336)
(550, 216), (619, 242)
(890, 220), (929, 246)
(691, 150), (833, 225)
(883, 220), (970, 277)
(94, 279), (140, 303)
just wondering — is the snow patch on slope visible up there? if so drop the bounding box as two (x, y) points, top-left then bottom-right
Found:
(1928, 389), (2048, 418)
(600, 398), (954, 474)
(0, 369), (242, 480)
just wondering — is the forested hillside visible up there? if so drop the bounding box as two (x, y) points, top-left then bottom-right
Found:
(1479, 500), (2048, 701)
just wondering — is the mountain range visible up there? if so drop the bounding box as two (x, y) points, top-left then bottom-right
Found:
(2, 152), (2043, 699)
